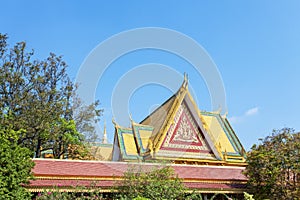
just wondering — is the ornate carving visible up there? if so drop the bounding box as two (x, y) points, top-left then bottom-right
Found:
(162, 103), (210, 152)
(173, 114), (198, 143)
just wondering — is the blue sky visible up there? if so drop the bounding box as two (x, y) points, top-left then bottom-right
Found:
(1, 1), (300, 150)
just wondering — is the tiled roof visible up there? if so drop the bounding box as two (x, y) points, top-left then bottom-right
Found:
(33, 159), (125, 177)
(29, 159), (247, 192)
(114, 126), (140, 160)
(90, 145), (113, 161)
(173, 165), (246, 181)
(29, 180), (114, 187)
(201, 111), (245, 157)
(140, 95), (175, 136)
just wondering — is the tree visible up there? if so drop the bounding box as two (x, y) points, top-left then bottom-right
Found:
(114, 166), (186, 200)
(244, 128), (300, 200)
(0, 115), (34, 200)
(0, 33), (102, 158)
(67, 143), (96, 160)
(72, 91), (103, 143)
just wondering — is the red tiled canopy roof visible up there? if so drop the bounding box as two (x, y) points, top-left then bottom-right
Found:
(29, 159), (247, 193)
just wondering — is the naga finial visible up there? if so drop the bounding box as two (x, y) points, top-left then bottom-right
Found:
(112, 117), (117, 126)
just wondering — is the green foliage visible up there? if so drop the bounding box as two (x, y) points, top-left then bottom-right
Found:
(67, 143), (96, 160)
(132, 196), (150, 200)
(243, 192), (255, 200)
(35, 185), (105, 200)
(72, 91), (103, 143)
(0, 122), (34, 200)
(114, 166), (186, 200)
(186, 193), (203, 200)
(0, 33), (102, 158)
(244, 128), (300, 200)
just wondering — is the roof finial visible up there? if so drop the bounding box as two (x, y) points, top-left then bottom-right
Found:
(129, 113), (133, 122)
(112, 117), (121, 129)
(102, 120), (108, 144)
(183, 72), (188, 88)
(222, 111), (228, 118)
(112, 117), (117, 125)
(129, 113), (135, 127)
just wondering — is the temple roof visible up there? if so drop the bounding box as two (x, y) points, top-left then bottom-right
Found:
(28, 159), (247, 193)
(90, 143), (113, 161)
(112, 75), (246, 164)
(140, 94), (176, 138)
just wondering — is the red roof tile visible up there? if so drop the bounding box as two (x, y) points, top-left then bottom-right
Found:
(29, 180), (114, 188)
(173, 165), (246, 181)
(33, 159), (246, 180)
(30, 159), (247, 191)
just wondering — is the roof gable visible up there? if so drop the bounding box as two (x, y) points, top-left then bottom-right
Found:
(140, 76), (222, 160)
(90, 144), (113, 161)
(201, 111), (246, 161)
(156, 98), (221, 160)
(112, 74), (245, 164)
(112, 125), (140, 161)
(132, 122), (154, 154)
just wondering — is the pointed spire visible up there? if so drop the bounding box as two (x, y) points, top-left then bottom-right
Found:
(222, 111), (228, 118)
(177, 73), (189, 100)
(183, 72), (189, 88)
(112, 117), (116, 125)
(102, 120), (108, 144)
(129, 113), (134, 123)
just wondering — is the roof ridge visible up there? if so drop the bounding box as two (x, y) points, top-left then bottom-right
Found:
(32, 158), (246, 169)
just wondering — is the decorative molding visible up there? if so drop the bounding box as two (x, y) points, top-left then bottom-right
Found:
(162, 103), (210, 152)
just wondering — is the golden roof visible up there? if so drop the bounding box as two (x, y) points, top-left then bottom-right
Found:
(112, 74), (246, 165)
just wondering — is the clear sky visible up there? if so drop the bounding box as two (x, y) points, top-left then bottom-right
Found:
(1, 1), (300, 150)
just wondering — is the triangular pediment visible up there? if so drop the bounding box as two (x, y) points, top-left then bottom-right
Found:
(157, 101), (218, 160)
(171, 112), (203, 145)
(112, 125), (141, 161)
(132, 122), (154, 154)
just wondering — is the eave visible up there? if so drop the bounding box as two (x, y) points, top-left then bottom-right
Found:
(27, 159), (248, 193)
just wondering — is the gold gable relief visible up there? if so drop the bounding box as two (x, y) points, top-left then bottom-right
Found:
(173, 104), (199, 143)
(162, 103), (210, 153)
(173, 114), (198, 143)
